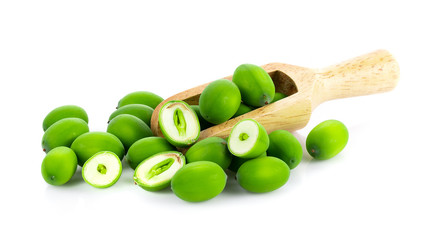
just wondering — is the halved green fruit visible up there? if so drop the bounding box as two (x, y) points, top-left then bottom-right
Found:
(185, 137), (232, 170)
(227, 119), (269, 159)
(42, 118), (89, 153)
(267, 130), (302, 169)
(232, 64), (275, 107)
(134, 151), (185, 191)
(108, 104), (153, 127)
(107, 114), (153, 150)
(82, 151), (122, 188)
(126, 137), (176, 170)
(43, 105), (89, 131)
(41, 146), (78, 186)
(158, 100), (200, 147)
(117, 91), (164, 109)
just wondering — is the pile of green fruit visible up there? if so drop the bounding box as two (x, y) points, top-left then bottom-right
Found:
(41, 64), (349, 202)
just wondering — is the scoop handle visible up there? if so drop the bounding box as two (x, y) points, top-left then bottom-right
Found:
(313, 49), (400, 106)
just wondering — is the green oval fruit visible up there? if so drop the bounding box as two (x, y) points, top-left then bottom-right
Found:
(171, 161), (227, 202)
(228, 152), (266, 173)
(107, 114), (153, 150)
(134, 151), (185, 191)
(42, 118), (89, 153)
(267, 130), (302, 169)
(158, 100), (200, 147)
(232, 64), (275, 107)
(117, 91), (164, 109)
(190, 105), (213, 130)
(108, 104), (153, 127)
(233, 103), (253, 118)
(306, 120), (349, 160)
(199, 79), (241, 124)
(41, 146), (78, 186)
(227, 119), (269, 159)
(272, 92), (287, 103)
(126, 137), (176, 170)
(43, 105), (88, 131)
(71, 132), (125, 166)
(237, 156), (290, 193)
(185, 137), (232, 170)
(82, 151), (122, 188)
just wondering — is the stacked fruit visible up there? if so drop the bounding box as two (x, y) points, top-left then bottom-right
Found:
(41, 64), (349, 202)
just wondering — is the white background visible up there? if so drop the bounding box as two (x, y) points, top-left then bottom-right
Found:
(1, 0), (427, 239)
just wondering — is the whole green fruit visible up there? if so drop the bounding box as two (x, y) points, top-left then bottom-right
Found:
(107, 114), (153, 150)
(272, 92), (287, 103)
(228, 152), (266, 173)
(108, 104), (153, 127)
(71, 131), (125, 166)
(171, 161), (227, 202)
(233, 103), (253, 118)
(199, 79), (241, 124)
(42, 118), (89, 153)
(237, 156), (290, 193)
(306, 120), (349, 160)
(232, 64), (275, 107)
(41, 146), (78, 186)
(126, 137), (176, 170)
(43, 105), (88, 131)
(117, 91), (164, 109)
(267, 130), (302, 169)
(185, 137), (232, 170)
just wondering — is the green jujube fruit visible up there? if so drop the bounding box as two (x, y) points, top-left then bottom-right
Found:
(107, 114), (153, 150)
(171, 161), (227, 202)
(237, 156), (290, 193)
(272, 92), (287, 103)
(71, 131), (125, 166)
(108, 104), (154, 127)
(233, 103), (253, 118)
(117, 91), (164, 109)
(232, 64), (275, 107)
(41, 146), (78, 186)
(42, 105), (88, 131)
(227, 119), (269, 159)
(82, 151), (122, 188)
(199, 79), (241, 124)
(42, 118), (89, 153)
(185, 137), (232, 170)
(267, 130), (302, 169)
(228, 152), (266, 173)
(190, 105), (213, 130)
(126, 137), (176, 170)
(306, 120), (349, 160)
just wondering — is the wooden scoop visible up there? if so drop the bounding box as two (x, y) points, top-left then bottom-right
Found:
(151, 49), (399, 142)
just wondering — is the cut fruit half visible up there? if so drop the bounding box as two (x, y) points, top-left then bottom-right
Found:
(158, 100), (200, 147)
(134, 151), (186, 191)
(227, 119), (269, 159)
(82, 151), (122, 188)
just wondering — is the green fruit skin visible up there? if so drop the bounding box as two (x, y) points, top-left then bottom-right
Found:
(306, 120), (349, 160)
(82, 151), (122, 188)
(42, 118), (90, 153)
(199, 79), (241, 124)
(232, 64), (275, 107)
(233, 103), (253, 118)
(171, 161), (227, 202)
(159, 100), (200, 147)
(237, 156), (290, 193)
(71, 131), (125, 167)
(134, 151), (185, 192)
(190, 105), (213, 130)
(117, 91), (164, 109)
(267, 130), (302, 169)
(43, 105), (88, 131)
(126, 137), (176, 170)
(227, 119), (270, 159)
(228, 152), (266, 173)
(107, 114), (153, 150)
(272, 92), (287, 103)
(108, 104), (153, 127)
(41, 146), (78, 186)
(185, 137), (232, 170)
